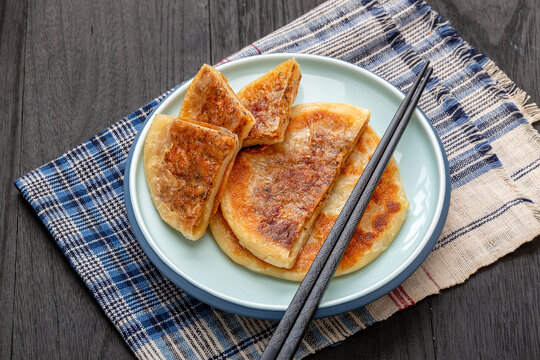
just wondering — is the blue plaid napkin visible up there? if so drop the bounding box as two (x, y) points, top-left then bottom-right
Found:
(15, 0), (540, 359)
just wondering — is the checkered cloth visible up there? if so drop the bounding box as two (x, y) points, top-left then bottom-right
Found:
(15, 0), (540, 358)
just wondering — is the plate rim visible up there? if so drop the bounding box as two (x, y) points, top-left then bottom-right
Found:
(124, 53), (451, 320)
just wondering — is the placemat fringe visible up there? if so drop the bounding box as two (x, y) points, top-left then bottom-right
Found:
(483, 60), (540, 124)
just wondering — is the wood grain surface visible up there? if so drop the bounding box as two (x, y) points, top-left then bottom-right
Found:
(0, 1), (25, 359)
(1, 0), (538, 359)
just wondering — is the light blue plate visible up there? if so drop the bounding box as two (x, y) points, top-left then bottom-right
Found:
(124, 54), (450, 320)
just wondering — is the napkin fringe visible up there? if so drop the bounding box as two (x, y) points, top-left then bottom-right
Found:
(483, 59), (540, 125)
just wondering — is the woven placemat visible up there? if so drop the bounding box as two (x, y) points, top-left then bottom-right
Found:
(15, 0), (540, 358)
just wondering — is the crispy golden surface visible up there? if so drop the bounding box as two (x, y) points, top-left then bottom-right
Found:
(210, 126), (409, 280)
(144, 114), (238, 240)
(220, 103), (370, 268)
(179, 64), (255, 143)
(178, 64), (255, 215)
(238, 59), (302, 146)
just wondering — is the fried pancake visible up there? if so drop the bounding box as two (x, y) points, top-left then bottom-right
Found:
(144, 114), (238, 240)
(211, 126), (409, 280)
(179, 64), (256, 143)
(220, 103), (370, 268)
(179, 64), (256, 214)
(238, 59), (302, 146)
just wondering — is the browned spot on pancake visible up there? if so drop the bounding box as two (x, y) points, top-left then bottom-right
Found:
(256, 204), (298, 245)
(291, 212), (382, 272)
(387, 200), (401, 213)
(191, 68), (250, 138)
(368, 167), (400, 205)
(289, 213), (335, 272)
(162, 121), (236, 229)
(240, 72), (288, 137)
(291, 244), (319, 272)
(198, 87), (244, 134)
(372, 213), (389, 231)
(354, 126), (379, 154)
(252, 161), (336, 248)
(179, 65), (254, 141)
(239, 59), (301, 144)
(340, 230), (377, 269)
(354, 142), (368, 154)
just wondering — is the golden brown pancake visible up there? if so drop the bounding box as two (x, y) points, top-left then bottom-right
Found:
(238, 59), (302, 146)
(144, 114), (238, 240)
(220, 103), (370, 268)
(211, 126), (409, 280)
(179, 64), (256, 214)
(179, 64), (256, 143)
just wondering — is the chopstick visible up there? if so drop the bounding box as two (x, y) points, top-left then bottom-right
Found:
(261, 62), (433, 360)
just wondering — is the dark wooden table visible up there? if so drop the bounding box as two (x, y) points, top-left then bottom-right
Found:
(1, 0), (539, 359)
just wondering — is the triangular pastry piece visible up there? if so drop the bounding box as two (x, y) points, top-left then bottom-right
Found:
(144, 114), (238, 240)
(220, 103), (370, 268)
(179, 64), (255, 144)
(238, 59), (302, 147)
(211, 125), (409, 280)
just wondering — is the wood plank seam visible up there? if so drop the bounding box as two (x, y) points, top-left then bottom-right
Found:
(10, 0), (28, 358)
(207, 0), (213, 64)
(428, 298), (437, 360)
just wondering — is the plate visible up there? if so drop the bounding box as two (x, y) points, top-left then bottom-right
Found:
(124, 54), (450, 319)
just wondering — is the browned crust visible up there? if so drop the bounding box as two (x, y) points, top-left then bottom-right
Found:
(179, 64), (255, 215)
(144, 114), (238, 240)
(210, 125), (409, 280)
(220, 103), (370, 268)
(238, 59), (302, 147)
(179, 64), (256, 143)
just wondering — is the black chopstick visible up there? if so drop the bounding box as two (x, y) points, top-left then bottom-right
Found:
(261, 62), (433, 360)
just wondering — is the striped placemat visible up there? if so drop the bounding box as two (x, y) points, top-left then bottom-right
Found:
(15, 0), (540, 358)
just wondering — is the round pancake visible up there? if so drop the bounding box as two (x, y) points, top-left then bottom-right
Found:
(210, 125), (409, 281)
(220, 103), (370, 269)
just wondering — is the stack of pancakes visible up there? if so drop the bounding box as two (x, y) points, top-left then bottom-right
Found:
(144, 60), (409, 281)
